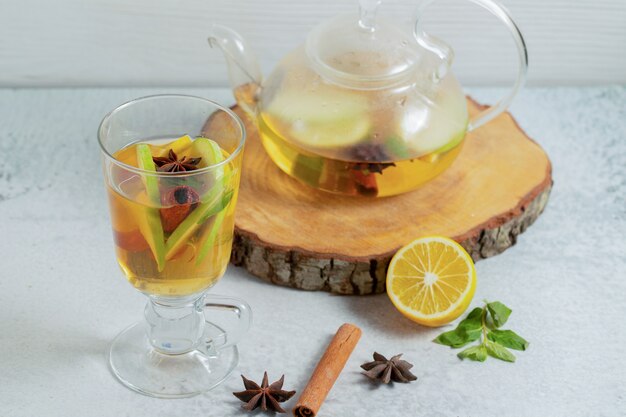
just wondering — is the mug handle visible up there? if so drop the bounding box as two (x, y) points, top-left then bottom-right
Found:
(202, 294), (252, 350)
(414, 0), (528, 131)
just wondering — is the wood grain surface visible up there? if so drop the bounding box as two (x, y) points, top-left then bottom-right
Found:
(205, 97), (553, 294)
(1, 0), (625, 87)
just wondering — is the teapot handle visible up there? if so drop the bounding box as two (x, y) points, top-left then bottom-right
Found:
(414, 0), (528, 131)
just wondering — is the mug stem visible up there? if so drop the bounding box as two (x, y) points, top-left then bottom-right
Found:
(144, 295), (206, 355)
(109, 292), (249, 397)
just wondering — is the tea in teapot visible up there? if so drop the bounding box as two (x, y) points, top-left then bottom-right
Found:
(210, 0), (527, 197)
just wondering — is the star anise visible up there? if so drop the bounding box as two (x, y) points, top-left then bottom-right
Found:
(361, 352), (418, 384)
(348, 144), (396, 174)
(152, 149), (202, 172)
(233, 372), (296, 413)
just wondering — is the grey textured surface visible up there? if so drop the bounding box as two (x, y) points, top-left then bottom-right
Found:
(0, 87), (625, 416)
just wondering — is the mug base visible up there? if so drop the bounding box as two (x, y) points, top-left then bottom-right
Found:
(109, 320), (238, 398)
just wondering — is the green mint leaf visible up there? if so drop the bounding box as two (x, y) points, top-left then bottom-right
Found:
(465, 307), (484, 321)
(457, 345), (487, 362)
(487, 329), (529, 351)
(485, 340), (516, 362)
(433, 329), (477, 348)
(433, 307), (483, 348)
(486, 301), (512, 328)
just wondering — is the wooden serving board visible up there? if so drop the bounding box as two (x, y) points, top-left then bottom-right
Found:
(206, 98), (552, 295)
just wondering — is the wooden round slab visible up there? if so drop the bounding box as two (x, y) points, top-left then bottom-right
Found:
(206, 98), (552, 295)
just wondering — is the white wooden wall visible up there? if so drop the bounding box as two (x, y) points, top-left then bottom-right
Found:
(1, 0), (625, 87)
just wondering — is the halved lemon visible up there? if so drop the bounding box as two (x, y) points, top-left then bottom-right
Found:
(386, 236), (476, 327)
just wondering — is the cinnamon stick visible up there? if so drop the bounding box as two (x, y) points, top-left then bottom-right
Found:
(293, 323), (362, 417)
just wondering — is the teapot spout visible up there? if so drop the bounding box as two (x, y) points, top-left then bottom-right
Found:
(208, 25), (262, 113)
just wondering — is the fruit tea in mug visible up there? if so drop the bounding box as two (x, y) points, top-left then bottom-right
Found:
(99, 95), (250, 398)
(107, 134), (239, 296)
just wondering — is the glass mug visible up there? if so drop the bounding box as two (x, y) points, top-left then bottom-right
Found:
(98, 95), (251, 398)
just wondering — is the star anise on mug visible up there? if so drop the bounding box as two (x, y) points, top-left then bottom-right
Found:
(233, 372), (296, 413)
(152, 149), (202, 172)
(361, 352), (418, 384)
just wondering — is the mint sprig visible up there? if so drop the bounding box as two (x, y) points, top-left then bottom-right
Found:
(433, 300), (528, 363)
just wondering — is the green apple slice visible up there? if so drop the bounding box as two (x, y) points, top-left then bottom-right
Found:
(433, 129), (466, 154)
(407, 117), (467, 156)
(192, 138), (225, 172)
(264, 90), (371, 148)
(290, 117), (371, 150)
(136, 144), (161, 203)
(405, 91), (469, 157)
(164, 138), (230, 260)
(194, 190), (234, 265)
(135, 144), (166, 271)
(195, 212), (226, 265)
(265, 90), (368, 123)
(164, 184), (226, 260)
(164, 174), (233, 260)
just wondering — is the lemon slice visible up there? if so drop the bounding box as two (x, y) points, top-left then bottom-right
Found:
(386, 236), (476, 327)
(152, 135), (193, 158)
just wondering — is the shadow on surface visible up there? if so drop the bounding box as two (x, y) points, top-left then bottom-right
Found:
(339, 293), (436, 337)
(0, 315), (114, 384)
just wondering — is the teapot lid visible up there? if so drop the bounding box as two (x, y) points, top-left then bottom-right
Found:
(306, 0), (424, 89)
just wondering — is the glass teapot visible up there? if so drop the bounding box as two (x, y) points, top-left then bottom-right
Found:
(209, 0), (527, 197)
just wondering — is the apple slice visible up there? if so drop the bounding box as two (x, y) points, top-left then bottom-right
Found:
(403, 91), (469, 157)
(194, 190), (234, 265)
(164, 138), (230, 260)
(264, 90), (371, 149)
(195, 212), (226, 265)
(135, 144), (166, 271)
(164, 175), (233, 260)
(290, 117), (371, 150)
(192, 137), (225, 172)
